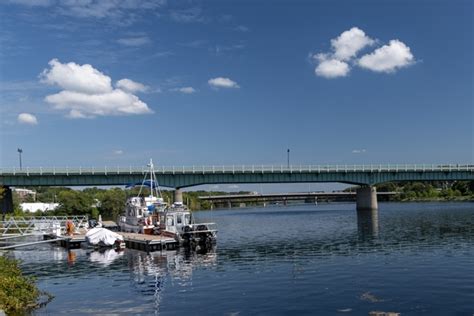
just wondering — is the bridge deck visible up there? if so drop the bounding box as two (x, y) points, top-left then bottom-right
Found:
(1, 164), (472, 187)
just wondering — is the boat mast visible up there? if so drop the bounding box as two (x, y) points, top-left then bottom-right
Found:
(149, 158), (154, 198)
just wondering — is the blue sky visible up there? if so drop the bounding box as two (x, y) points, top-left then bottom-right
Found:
(0, 0), (472, 177)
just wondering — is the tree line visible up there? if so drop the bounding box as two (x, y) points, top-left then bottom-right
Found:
(10, 186), (249, 220)
(374, 180), (474, 201)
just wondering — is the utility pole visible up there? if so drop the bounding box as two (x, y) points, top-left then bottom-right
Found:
(17, 148), (23, 170)
(287, 148), (290, 168)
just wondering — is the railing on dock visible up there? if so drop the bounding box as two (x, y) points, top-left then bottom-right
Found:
(0, 215), (88, 237)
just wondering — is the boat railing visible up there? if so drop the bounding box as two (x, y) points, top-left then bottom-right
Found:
(189, 222), (217, 232)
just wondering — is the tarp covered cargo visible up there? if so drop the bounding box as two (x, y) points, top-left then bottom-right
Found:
(85, 227), (124, 246)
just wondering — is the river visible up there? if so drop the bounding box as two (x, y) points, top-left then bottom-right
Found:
(9, 202), (474, 315)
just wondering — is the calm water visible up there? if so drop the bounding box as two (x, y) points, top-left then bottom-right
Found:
(8, 202), (474, 315)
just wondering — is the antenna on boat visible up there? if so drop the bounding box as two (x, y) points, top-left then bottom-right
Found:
(137, 159), (162, 199)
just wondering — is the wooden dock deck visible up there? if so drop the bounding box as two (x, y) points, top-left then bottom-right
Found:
(45, 232), (178, 252)
(119, 232), (178, 252)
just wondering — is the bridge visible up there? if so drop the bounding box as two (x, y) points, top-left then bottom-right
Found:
(199, 191), (398, 208)
(1, 164), (472, 212)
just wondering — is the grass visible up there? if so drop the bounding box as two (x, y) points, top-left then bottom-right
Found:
(0, 255), (51, 314)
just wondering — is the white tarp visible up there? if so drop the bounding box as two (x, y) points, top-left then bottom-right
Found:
(85, 227), (124, 246)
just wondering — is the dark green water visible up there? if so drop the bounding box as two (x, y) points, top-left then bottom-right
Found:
(10, 202), (474, 315)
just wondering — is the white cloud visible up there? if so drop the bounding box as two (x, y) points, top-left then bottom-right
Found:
(358, 40), (414, 73)
(41, 59), (152, 119)
(114, 150), (124, 155)
(313, 27), (415, 78)
(352, 149), (366, 154)
(117, 36), (151, 46)
(208, 77), (239, 89)
(17, 113), (38, 125)
(175, 87), (196, 94)
(40, 59), (112, 94)
(315, 58), (350, 78)
(116, 79), (148, 93)
(331, 27), (374, 61)
(45, 89), (151, 118)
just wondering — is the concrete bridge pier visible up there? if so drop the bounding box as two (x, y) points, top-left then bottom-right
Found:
(356, 186), (378, 211)
(174, 188), (183, 203)
(0, 186), (13, 220)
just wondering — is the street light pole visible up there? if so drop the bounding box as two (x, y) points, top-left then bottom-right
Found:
(287, 148), (290, 168)
(17, 148), (23, 170)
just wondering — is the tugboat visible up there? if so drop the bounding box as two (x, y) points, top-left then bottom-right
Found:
(118, 159), (167, 234)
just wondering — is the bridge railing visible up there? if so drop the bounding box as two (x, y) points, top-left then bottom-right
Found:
(0, 164), (472, 175)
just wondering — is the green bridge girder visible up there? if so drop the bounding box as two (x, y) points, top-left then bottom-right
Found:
(0, 165), (472, 188)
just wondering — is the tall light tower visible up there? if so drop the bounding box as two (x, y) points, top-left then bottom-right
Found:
(17, 148), (23, 170)
(287, 148), (290, 168)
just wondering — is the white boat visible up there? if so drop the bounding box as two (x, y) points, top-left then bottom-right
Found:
(118, 159), (217, 248)
(158, 201), (217, 247)
(118, 159), (167, 234)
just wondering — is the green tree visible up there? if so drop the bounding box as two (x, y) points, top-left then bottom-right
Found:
(56, 190), (93, 215)
(98, 188), (126, 220)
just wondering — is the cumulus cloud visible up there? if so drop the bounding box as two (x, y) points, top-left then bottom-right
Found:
(352, 149), (367, 154)
(208, 77), (239, 89)
(331, 27), (374, 61)
(114, 149), (124, 155)
(116, 78), (148, 93)
(358, 40), (414, 73)
(41, 59), (152, 119)
(17, 113), (38, 125)
(40, 59), (112, 94)
(313, 27), (415, 78)
(315, 58), (350, 78)
(117, 36), (151, 46)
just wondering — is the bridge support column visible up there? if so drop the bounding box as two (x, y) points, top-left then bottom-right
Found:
(0, 186), (13, 220)
(356, 186), (378, 211)
(174, 188), (183, 203)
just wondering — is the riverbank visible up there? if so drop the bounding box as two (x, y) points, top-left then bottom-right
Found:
(0, 255), (51, 314)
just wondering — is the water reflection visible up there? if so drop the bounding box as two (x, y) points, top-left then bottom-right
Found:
(357, 209), (379, 240)
(126, 248), (217, 315)
(89, 248), (124, 267)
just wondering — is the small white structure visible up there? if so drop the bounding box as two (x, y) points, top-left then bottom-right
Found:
(20, 203), (59, 213)
(13, 188), (37, 200)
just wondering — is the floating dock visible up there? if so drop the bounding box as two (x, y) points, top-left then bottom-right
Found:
(44, 232), (178, 252)
(120, 232), (178, 252)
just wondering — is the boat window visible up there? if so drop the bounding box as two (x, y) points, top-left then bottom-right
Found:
(184, 214), (191, 225)
(166, 215), (174, 226)
(177, 215), (182, 224)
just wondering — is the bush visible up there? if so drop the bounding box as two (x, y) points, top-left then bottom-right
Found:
(0, 256), (41, 314)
